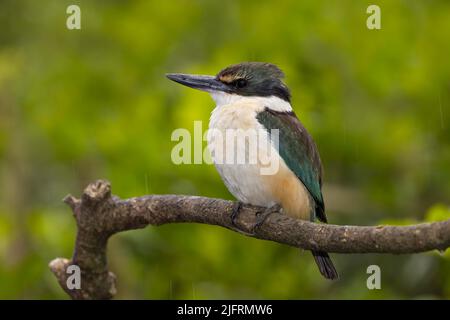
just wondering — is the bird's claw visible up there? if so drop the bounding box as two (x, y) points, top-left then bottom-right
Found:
(252, 204), (282, 232)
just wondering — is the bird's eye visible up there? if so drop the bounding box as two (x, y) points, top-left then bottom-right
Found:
(234, 78), (247, 89)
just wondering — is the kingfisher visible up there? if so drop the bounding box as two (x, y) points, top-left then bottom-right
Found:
(167, 62), (338, 280)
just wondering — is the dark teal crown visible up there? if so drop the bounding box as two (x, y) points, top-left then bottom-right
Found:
(216, 62), (291, 102)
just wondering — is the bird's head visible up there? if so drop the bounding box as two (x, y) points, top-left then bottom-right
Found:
(166, 62), (291, 104)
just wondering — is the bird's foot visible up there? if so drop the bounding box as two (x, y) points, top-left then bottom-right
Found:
(231, 201), (244, 227)
(252, 204), (282, 232)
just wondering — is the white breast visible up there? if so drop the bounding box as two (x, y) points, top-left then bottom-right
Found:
(207, 95), (282, 205)
(207, 93), (312, 219)
(208, 105), (273, 206)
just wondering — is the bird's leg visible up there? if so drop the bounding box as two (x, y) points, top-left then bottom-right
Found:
(252, 204), (282, 232)
(231, 201), (244, 227)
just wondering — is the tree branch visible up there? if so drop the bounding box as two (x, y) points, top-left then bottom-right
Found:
(49, 180), (450, 299)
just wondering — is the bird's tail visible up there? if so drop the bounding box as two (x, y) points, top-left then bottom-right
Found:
(312, 250), (339, 280)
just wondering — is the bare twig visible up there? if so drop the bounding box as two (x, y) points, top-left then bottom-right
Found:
(49, 180), (450, 299)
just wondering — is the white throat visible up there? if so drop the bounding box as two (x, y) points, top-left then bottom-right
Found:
(209, 91), (292, 112)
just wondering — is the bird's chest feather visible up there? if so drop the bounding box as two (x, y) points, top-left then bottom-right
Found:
(207, 101), (275, 206)
(206, 97), (313, 219)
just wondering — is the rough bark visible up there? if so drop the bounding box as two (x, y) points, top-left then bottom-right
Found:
(49, 180), (450, 299)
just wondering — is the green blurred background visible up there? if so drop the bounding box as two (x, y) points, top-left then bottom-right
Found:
(0, 0), (449, 299)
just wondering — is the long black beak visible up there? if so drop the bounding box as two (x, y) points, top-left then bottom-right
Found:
(166, 73), (229, 92)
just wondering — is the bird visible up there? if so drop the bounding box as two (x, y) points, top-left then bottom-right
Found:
(166, 62), (338, 280)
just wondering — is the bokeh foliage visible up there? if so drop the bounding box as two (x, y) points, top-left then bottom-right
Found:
(0, 0), (449, 299)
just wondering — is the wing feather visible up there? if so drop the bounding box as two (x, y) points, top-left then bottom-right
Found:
(256, 108), (327, 222)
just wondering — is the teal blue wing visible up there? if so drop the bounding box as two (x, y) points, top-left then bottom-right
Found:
(256, 108), (326, 222)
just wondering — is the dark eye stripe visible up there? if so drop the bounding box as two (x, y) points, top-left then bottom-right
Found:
(234, 78), (247, 88)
